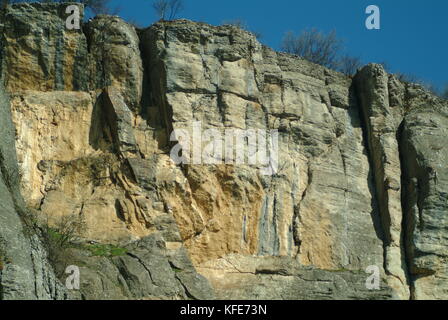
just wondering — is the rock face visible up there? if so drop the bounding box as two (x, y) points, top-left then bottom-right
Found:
(0, 3), (447, 300)
(399, 87), (448, 300)
(0, 82), (67, 300)
(66, 234), (214, 300)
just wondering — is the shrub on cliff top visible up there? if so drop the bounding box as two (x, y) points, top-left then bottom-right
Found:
(281, 29), (363, 76)
(151, 0), (184, 21)
(441, 85), (448, 100)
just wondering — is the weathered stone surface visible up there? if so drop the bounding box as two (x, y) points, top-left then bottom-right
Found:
(0, 3), (88, 92)
(140, 20), (393, 297)
(0, 83), (37, 300)
(355, 64), (409, 298)
(103, 88), (138, 156)
(64, 234), (215, 300)
(86, 15), (143, 111)
(356, 65), (448, 299)
(1, 4), (447, 300)
(0, 83), (66, 300)
(10, 91), (96, 208)
(399, 86), (448, 300)
(199, 255), (395, 300)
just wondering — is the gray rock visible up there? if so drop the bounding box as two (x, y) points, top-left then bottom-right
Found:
(86, 15), (143, 111)
(212, 257), (395, 300)
(1, 3), (448, 301)
(64, 234), (215, 300)
(1, 3), (89, 92)
(103, 88), (138, 156)
(400, 94), (448, 299)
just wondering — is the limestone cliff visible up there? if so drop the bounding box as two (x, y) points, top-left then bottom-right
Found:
(0, 3), (447, 300)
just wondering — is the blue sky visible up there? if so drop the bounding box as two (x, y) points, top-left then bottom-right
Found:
(109, 0), (447, 90)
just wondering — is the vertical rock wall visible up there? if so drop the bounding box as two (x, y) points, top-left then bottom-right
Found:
(0, 3), (447, 300)
(0, 82), (66, 300)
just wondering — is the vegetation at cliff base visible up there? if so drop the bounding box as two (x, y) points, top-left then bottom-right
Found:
(85, 244), (128, 257)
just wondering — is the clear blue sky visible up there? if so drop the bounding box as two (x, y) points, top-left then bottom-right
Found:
(109, 0), (447, 90)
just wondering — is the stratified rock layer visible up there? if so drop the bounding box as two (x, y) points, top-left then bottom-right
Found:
(0, 3), (447, 300)
(0, 82), (67, 300)
(399, 86), (448, 300)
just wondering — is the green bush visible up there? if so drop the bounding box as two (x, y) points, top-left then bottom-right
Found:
(41, 214), (87, 278)
(85, 244), (128, 257)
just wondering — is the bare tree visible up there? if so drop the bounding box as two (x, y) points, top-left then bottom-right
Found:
(281, 29), (343, 69)
(338, 55), (363, 76)
(441, 84), (448, 99)
(152, 0), (168, 20)
(222, 19), (263, 39)
(152, 0), (184, 21)
(395, 72), (420, 84)
(127, 18), (143, 29)
(167, 0), (183, 20)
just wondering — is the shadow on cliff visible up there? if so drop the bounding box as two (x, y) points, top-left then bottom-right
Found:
(88, 92), (114, 152)
(348, 83), (385, 243)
